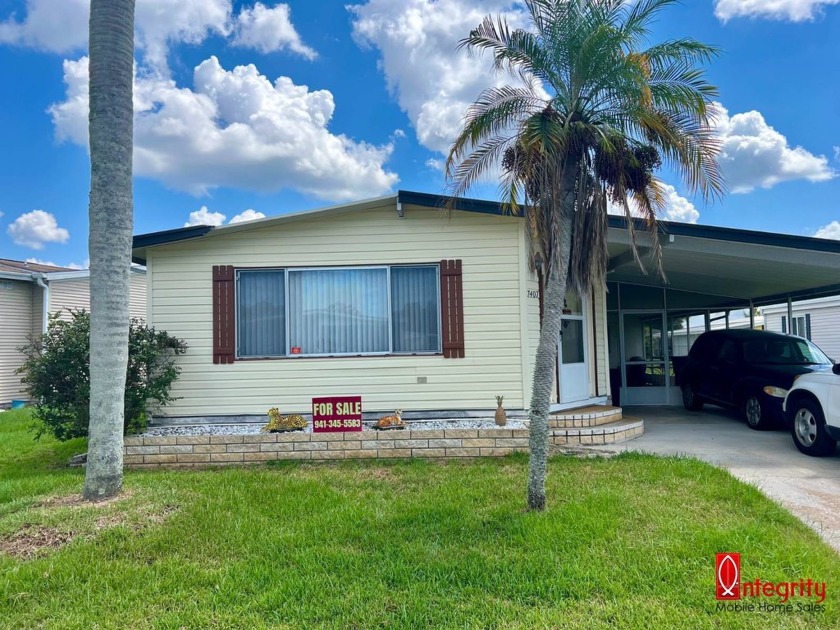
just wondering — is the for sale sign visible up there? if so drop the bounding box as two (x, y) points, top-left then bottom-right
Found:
(312, 396), (363, 432)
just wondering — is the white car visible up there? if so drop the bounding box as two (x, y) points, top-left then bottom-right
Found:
(784, 364), (840, 456)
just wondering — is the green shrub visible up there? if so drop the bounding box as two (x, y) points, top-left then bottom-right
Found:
(17, 310), (187, 441)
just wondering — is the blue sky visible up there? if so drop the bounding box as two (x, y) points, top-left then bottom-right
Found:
(0, 0), (838, 268)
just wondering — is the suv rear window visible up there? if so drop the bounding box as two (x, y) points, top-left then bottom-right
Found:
(689, 334), (720, 363)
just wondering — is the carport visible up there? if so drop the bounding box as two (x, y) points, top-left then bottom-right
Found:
(605, 218), (840, 406)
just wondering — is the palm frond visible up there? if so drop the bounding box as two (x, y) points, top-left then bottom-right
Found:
(446, 135), (516, 200)
(448, 86), (545, 165)
(446, 0), (723, 290)
(620, 0), (680, 45)
(643, 38), (721, 68)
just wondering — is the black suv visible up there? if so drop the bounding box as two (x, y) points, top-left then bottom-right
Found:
(680, 329), (833, 429)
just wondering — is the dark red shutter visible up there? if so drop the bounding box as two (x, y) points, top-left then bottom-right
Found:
(212, 265), (235, 364)
(440, 260), (465, 358)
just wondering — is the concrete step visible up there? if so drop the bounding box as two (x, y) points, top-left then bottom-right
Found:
(550, 416), (644, 446)
(549, 405), (623, 429)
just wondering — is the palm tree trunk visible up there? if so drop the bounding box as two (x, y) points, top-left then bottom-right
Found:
(83, 0), (136, 501)
(527, 163), (577, 511)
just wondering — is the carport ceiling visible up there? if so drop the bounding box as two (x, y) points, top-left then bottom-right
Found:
(607, 219), (840, 306)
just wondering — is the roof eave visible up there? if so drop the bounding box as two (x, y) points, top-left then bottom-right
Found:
(607, 215), (840, 255)
(132, 224), (215, 264)
(0, 271), (33, 282)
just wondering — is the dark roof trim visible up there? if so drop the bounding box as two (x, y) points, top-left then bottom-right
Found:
(397, 190), (520, 216)
(133, 225), (214, 250)
(608, 215), (840, 254)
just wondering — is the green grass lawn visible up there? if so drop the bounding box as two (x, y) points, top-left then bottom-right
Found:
(0, 409), (837, 629)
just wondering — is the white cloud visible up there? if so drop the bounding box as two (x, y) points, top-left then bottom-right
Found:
(1, 1), (315, 73)
(815, 221), (840, 240)
(134, 0), (230, 72)
(50, 56), (398, 201)
(425, 158), (444, 172)
(7, 210), (70, 249)
(350, 0), (527, 155)
(184, 206), (267, 226)
(229, 209), (266, 224)
(25, 257), (86, 269)
(713, 103), (835, 193)
(659, 184), (700, 223)
(185, 206), (226, 227)
(0, 0), (230, 72)
(715, 0), (840, 22)
(0, 0), (89, 53)
(607, 184), (700, 224)
(231, 2), (315, 58)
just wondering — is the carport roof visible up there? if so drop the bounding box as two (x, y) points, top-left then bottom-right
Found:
(605, 216), (840, 307)
(131, 190), (840, 306)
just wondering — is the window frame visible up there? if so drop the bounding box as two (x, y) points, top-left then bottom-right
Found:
(791, 315), (807, 338)
(235, 264), (443, 360)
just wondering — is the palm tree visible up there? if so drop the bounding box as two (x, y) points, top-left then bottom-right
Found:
(446, 0), (723, 510)
(83, 0), (136, 501)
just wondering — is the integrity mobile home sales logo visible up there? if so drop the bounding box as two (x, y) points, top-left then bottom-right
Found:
(715, 553), (827, 614)
(716, 553), (741, 600)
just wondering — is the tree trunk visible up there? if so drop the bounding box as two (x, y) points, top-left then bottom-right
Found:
(83, 0), (136, 501)
(526, 163), (577, 511)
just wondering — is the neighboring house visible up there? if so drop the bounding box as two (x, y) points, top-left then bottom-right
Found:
(0, 259), (146, 406)
(669, 313), (765, 357)
(132, 191), (840, 419)
(763, 296), (840, 360)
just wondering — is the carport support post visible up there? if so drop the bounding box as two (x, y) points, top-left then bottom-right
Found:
(787, 297), (794, 334)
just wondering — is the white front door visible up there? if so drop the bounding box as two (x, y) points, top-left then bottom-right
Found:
(559, 292), (589, 404)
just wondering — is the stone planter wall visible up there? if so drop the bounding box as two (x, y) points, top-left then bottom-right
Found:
(123, 428), (530, 468)
(123, 418), (644, 469)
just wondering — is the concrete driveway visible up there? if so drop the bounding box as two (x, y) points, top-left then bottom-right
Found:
(591, 406), (840, 554)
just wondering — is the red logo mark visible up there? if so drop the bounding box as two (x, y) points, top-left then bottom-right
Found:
(716, 553), (741, 600)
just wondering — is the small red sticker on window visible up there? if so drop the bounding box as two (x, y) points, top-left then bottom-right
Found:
(291, 347), (301, 355)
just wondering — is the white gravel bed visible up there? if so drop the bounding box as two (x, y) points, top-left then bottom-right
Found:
(142, 418), (527, 437)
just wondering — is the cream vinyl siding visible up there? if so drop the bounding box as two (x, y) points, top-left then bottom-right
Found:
(50, 278), (90, 320)
(147, 204), (527, 417)
(48, 272), (146, 321)
(129, 273), (147, 320)
(0, 279), (33, 404)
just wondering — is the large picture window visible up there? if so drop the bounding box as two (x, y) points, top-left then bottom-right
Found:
(236, 265), (441, 358)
